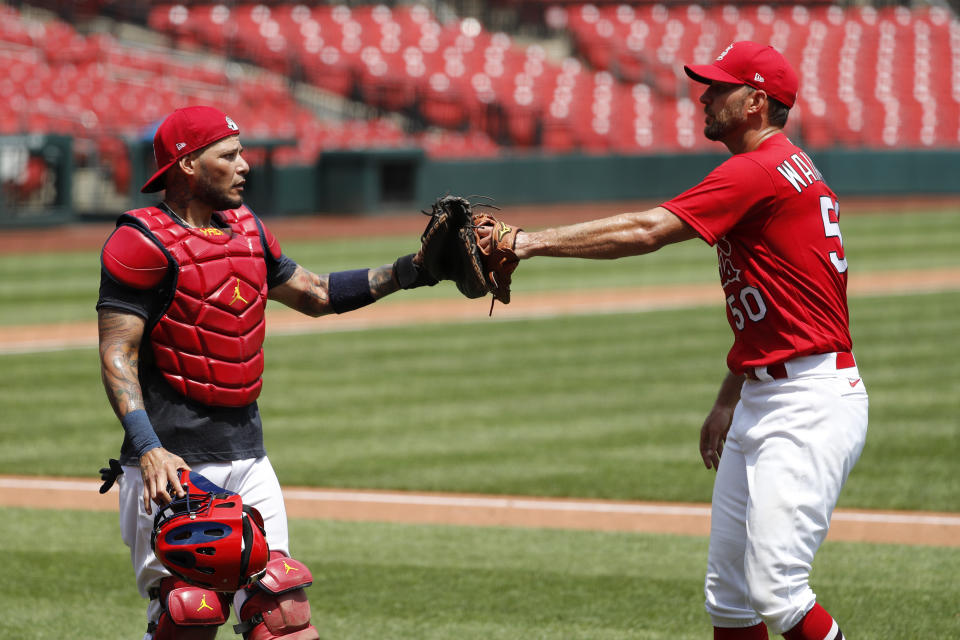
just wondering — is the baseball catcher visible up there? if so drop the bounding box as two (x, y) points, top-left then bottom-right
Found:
(418, 195), (521, 314)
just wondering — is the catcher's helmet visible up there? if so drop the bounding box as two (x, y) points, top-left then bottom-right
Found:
(150, 470), (269, 592)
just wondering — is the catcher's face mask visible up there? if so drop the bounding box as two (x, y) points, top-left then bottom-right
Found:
(150, 470), (269, 591)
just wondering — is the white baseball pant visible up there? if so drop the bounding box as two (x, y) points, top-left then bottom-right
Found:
(704, 352), (868, 634)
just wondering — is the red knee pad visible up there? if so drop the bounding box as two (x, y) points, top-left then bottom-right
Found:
(152, 577), (230, 640)
(235, 553), (319, 640)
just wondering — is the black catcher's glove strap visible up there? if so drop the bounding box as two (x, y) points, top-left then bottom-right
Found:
(394, 253), (439, 289)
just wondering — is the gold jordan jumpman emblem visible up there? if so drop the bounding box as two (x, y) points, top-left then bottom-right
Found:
(197, 594), (214, 612)
(229, 278), (248, 306)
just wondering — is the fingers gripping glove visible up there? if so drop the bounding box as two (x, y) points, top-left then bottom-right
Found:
(419, 196), (522, 311)
(472, 211), (521, 308)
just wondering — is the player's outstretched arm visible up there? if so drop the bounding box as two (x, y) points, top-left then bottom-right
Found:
(268, 261), (410, 317)
(98, 309), (188, 513)
(513, 207), (698, 260)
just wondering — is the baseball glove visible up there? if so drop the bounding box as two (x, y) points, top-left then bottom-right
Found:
(419, 195), (521, 312)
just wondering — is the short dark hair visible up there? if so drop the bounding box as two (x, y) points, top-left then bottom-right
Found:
(767, 96), (790, 127)
(742, 86), (790, 127)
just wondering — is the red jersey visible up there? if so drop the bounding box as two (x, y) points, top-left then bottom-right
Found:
(662, 133), (852, 374)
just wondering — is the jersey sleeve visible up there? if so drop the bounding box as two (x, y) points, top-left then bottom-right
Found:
(661, 155), (777, 246)
(96, 271), (155, 320)
(267, 253), (297, 289)
(254, 217), (297, 288)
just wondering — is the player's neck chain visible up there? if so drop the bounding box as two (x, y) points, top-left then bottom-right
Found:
(161, 202), (210, 230)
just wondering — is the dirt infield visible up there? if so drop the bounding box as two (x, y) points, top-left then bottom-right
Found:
(1, 476), (958, 546)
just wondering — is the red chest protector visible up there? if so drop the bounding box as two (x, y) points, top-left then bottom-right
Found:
(105, 206), (275, 407)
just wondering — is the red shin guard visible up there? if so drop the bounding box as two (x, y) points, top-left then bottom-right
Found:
(150, 577), (230, 640)
(235, 553), (319, 639)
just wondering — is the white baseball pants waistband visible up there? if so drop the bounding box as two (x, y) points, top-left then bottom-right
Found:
(744, 351), (856, 382)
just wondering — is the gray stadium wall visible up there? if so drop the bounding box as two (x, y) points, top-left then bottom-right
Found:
(306, 148), (960, 216)
(109, 141), (960, 217)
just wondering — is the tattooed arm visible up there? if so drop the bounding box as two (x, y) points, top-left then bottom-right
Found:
(98, 309), (187, 514)
(267, 263), (400, 317)
(98, 309), (146, 417)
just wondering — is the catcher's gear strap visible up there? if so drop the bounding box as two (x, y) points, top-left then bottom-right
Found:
(234, 555), (318, 639)
(328, 269), (375, 314)
(149, 577), (229, 640)
(393, 253), (438, 289)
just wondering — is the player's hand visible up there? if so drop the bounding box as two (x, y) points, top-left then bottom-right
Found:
(138, 447), (191, 515)
(476, 223), (492, 250)
(699, 405), (734, 471)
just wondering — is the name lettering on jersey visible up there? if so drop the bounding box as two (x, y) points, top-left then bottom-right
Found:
(717, 237), (742, 288)
(776, 152), (824, 193)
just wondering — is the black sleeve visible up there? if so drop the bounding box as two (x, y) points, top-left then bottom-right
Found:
(267, 252), (297, 289)
(95, 268), (162, 321)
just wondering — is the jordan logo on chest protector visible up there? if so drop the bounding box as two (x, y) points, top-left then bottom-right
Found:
(229, 278), (249, 306)
(217, 275), (256, 310)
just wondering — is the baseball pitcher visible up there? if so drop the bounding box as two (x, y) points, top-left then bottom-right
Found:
(462, 42), (867, 640)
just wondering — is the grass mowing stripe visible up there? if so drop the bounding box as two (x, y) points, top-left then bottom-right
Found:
(0, 507), (957, 639)
(1, 209), (957, 327)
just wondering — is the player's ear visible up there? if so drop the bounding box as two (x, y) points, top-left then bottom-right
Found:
(178, 150), (200, 179)
(746, 88), (767, 116)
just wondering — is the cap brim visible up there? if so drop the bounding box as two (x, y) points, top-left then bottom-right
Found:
(140, 130), (239, 193)
(684, 64), (742, 86)
(140, 160), (175, 193)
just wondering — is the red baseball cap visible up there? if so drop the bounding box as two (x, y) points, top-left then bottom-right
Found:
(684, 41), (798, 108)
(141, 105), (241, 193)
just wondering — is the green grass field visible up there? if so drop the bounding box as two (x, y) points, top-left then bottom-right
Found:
(0, 208), (958, 638)
(1, 509), (958, 639)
